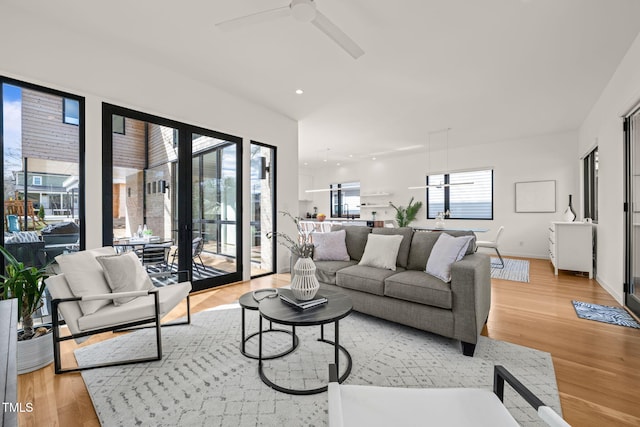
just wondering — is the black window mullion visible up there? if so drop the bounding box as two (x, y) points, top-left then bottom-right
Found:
(443, 174), (451, 217)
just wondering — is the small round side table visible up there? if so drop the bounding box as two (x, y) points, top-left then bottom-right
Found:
(238, 291), (298, 360)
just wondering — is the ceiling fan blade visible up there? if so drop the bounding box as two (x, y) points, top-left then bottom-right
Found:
(311, 11), (364, 59)
(216, 6), (290, 31)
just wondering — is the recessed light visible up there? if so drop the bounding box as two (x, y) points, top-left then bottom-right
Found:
(295, 89), (304, 95)
(349, 154), (353, 158)
(336, 162), (341, 166)
(304, 162), (308, 166)
(372, 157), (377, 161)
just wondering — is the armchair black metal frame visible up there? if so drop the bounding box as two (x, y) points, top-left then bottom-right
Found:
(51, 271), (192, 375)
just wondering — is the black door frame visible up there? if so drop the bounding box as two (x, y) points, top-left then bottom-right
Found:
(624, 112), (640, 317)
(101, 103), (243, 291)
(250, 140), (277, 278)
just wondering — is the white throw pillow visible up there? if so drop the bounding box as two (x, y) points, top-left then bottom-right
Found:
(358, 234), (404, 271)
(312, 229), (350, 261)
(55, 247), (117, 315)
(425, 233), (474, 282)
(96, 251), (155, 306)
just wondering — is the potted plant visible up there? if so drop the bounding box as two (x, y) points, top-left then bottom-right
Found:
(390, 197), (423, 227)
(0, 245), (53, 374)
(266, 211), (319, 300)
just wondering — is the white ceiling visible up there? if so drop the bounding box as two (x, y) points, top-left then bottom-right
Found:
(5, 0), (640, 168)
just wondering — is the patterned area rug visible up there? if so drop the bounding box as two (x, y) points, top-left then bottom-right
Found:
(490, 258), (530, 283)
(572, 300), (640, 329)
(75, 305), (560, 427)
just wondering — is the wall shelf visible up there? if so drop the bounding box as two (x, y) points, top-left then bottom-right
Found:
(358, 203), (390, 208)
(361, 192), (391, 197)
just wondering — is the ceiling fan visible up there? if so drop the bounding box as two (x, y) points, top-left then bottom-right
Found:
(215, 0), (364, 59)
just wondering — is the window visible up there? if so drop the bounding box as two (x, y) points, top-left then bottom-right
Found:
(113, 115), (125, 134)
(583, 147), (598, 223)
(63, 98), (79, 125)
(32, 176), (42, 186)
(330, 182), (360, 218)
(426, 169), (493, 220)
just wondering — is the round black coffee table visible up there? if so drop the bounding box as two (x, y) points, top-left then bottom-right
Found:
(257, 288), (353, 395)
(238, 291), (298, 360)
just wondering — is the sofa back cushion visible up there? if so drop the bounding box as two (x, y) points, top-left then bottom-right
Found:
(372, 227), (413, 268)
(407, 232), (441, 270)
(331, 225), (372, 261)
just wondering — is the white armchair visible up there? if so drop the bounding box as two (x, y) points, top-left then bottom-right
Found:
(328, 364), (570, 427)
(47, 247), (192, 374)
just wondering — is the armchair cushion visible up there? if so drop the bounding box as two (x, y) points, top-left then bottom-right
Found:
(96, 252), (154, 305)
(55, 247), (117, 315)
(77, 282), (191, 331)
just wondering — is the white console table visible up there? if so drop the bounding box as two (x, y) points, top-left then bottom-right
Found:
(549, 221), (594, 278)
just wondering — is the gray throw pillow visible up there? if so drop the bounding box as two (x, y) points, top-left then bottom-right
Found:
(425, 233), (474, 282)
(312, 229), (350, 261)
(96, 251), (154, 306)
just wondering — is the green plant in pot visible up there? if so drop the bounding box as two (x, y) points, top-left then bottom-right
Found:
(0, 245), (48, 341)
(390, 197), (423, 227)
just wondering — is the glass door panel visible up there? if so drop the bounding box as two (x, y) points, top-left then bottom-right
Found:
(191, 133), (241, 286)
(250, 142), (275, 277)
(626, 111), (640, 318)
(111, 117), (177, 284)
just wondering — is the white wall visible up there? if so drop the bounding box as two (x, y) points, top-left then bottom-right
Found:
(0, 16), (299, 277)
(579, 32), (640, 303)
(301, 130), (579, 259)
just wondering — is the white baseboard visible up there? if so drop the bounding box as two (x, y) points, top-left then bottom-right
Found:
(595, 274), (624, 304)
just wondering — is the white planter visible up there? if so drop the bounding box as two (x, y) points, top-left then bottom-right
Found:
(17, 330), (54, 374)
(291, 257), (320, 301)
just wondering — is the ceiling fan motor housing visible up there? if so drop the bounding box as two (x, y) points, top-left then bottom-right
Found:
(291, 0), (316, 22)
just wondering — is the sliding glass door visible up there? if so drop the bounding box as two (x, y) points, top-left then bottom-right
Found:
(103, 104), (242, 291)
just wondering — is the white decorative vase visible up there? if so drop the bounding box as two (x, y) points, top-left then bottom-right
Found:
(17, 329), (54, 374)
(291, 257), (320, 301)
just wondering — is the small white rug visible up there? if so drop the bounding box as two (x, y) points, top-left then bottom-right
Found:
(75, 305), (558, 426)
(491, 258), (530, 283)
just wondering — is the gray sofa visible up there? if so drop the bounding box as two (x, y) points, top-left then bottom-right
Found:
(313, 226), (491, 356)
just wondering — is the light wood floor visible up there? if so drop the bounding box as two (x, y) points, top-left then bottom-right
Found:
(17, 258), (640, 427)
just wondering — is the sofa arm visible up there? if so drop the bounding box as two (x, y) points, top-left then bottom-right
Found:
(450, 253), (491, 345)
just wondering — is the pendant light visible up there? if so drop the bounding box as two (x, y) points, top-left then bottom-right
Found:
(408, 128), (474, 190)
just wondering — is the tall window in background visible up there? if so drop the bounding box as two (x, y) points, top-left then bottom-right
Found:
(426, 169), (493, 220)
(1, 78), (85, 271)
(583, 147), (598, 223)
(330, 182), (360, 218)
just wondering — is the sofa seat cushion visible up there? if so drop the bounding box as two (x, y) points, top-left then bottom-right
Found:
(315, 260), (358, 285)
(384, 270), (452, 309)
(337, 265), (405, 296)
(77, 281), (192, 332)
